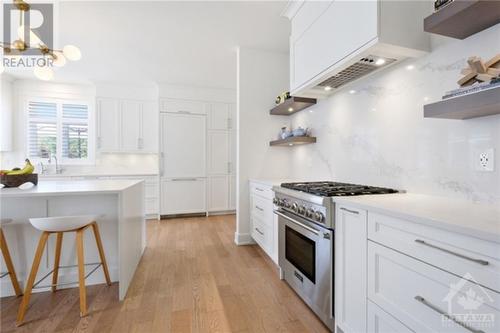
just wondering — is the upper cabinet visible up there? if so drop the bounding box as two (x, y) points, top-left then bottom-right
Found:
(283, 0), (431, 98)
(97, 98), (158, 153)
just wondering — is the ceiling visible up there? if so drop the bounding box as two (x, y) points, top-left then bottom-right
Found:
(5, 1), (290, 89)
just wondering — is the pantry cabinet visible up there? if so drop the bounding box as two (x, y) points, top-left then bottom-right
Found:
(97, 98), (158, 153)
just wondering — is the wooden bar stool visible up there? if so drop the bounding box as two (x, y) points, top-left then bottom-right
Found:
(0, 218), (23, 297)
(16, 215), (111, 326)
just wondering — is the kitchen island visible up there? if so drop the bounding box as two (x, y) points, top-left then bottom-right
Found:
(0, 180), (146, 300)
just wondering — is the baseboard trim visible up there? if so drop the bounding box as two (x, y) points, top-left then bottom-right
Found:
(234, 232), (255, 245)
(207, 210), (236, 216)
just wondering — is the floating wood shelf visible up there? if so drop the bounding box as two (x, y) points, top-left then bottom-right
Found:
(270, 97), (317, 115)
(424, 0), (500, 39)
(424, 86), (500, 119)
(270, 136), (317, 146)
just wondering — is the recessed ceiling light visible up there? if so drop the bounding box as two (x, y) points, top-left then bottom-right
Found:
(423, 96), (429, 102)
(349, 90), (356, 94)
(375, 58), (386, 66)
(288, 107), (294, 112)
(406, 65), (415, 70)
(324, 86), (332, 91)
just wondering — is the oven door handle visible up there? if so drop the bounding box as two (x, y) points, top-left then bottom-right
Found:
(274, 210), (320, 236)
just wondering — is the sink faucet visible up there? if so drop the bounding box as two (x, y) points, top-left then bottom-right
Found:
(38, 162), (46, 174)
(48, 154), (63, 174)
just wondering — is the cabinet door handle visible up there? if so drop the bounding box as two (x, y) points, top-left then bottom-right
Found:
(340, 207), (359, 215)
(171, 178), (198, 181)
(255, 187), (264, 192)
(414, 239), (489, 266)
(97, 137), (101, 149)
(178, 110), (191, 114)
(227, 162), (231, 174)
(414, 296), (484, 333)
(255, 205), (264, 212)
(255, 227), (264, 236)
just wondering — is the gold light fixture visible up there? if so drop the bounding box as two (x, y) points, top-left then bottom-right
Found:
(0, 0), (81, 80)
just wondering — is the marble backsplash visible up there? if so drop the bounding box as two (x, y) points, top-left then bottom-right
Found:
(289, 25), (500, 204)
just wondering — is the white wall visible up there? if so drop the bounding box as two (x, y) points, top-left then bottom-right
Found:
(235, 47), (291, 244)
(0, 75), (14, 152)
(289, 25), (500, 204)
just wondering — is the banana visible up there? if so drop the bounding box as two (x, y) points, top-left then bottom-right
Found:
(6, 159), (34, 175)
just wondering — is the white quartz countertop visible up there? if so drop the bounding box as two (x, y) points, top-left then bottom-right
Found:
(0, 179), (143, 198)
(39, 172), (158, 178)
(333, 193), (500, 243)
(249, 178), (301, 187)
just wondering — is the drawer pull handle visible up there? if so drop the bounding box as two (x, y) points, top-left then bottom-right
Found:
(414, 296), (485, 333)
(255, 187), (264, 192)
(340, 207), (359, 215)
(255, 206), (264, 212)
(255, 227), (264, 236)
(414, 239), (489, 266)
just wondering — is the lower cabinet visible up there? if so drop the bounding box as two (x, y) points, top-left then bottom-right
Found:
(208, 175), (229, 212)
(161, 178), (206, 215)
(367, 301), (413, 333)
(106, 175), (159, 217)
(249, 180), (278, 264)
(335, 204), (368, 333)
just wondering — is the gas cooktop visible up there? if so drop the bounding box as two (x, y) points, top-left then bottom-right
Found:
(280, 181), (398, 197)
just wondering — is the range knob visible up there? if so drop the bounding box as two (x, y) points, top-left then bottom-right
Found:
(292, 202), (299, 213)
(306, 208), (315, 218)
(284, 200), (291, 209)
(298, 205), (306, 215)
(314, 211), (325, 223)
(273, 197), (279, 205)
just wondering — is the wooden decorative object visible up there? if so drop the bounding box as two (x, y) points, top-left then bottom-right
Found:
(458, 54), (500, 86)
(270, 136), (317, 146)
(0, 174), (38, 188)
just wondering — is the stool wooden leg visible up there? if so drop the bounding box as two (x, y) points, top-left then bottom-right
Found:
(76, 229), (87, 317)
(0, 228), (23, 297)
(51, 232), (63, 292)
(91, 222), (111, 285)
(16, 231), (49, 326)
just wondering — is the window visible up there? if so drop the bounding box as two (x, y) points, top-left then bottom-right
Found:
(26, 98), (94, 164)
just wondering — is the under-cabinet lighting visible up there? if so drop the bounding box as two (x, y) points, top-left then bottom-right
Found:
(375, 58), (386, 66)
(406, 65), (415, 70)
(288, 107), (294, 112)
(324, 86), (332, 91)
(349, 90), (356, 94)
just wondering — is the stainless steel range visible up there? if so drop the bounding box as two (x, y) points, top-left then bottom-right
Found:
(273, 182), (398, 331)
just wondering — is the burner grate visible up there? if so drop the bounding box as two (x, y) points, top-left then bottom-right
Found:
(281, 181), (398, 197)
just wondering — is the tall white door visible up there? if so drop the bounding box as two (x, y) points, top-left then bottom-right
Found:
(161, 112), (206, 178)
(97, 98), (120, 152)
(207, 131), (229, 175)
(120, 100), (142, 151)
(209, 103), (230, 130)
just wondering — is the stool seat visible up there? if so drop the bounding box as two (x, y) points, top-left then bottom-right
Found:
(29, 215), (97, 232)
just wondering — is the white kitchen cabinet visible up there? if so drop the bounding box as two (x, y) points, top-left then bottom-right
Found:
(209, 103), (230, 130)
(208, 175), (229, 212)
(97, 98), (158, 153)
(229, 175), (236, 210)
(335, 204), (368, 333)
(161, 178), (206, 215)
(160, 112), (206, 178)
(284, 0), (430, 97)
(160, 99), (206, 115)
(120, 100), (142, 151)
(208, 131), (229, 175)
(249, 180), (278, 264)
(97, 98), (120, 152)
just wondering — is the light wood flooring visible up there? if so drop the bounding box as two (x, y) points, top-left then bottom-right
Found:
(1, 215), (330, 333)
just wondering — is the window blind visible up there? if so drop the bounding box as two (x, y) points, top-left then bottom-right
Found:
(62, 104), (89, 159)
(27, 101), (57, 158)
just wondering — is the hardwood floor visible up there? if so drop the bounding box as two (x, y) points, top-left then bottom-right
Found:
(1, 215), (330, 333)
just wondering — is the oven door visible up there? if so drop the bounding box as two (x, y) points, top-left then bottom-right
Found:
(275, 209), (334, 330)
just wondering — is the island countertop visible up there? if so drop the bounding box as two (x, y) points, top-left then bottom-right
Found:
(333, 193), (500, 243)
(0, 179), (144, 198)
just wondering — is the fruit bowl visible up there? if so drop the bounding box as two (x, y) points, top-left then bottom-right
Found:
(0, 174), (38, 188)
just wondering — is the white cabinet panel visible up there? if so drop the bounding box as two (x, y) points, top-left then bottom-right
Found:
(161, 113), (206, 178)
(209, 103), (230, 130)
(160, 99), (206, 115)
(367, 301), (414, 333)
(335, 205), (368, 333)
(97, 98), (120, 152)
(141, 101), (158, 152)
(292, 1), (377, 91)
(161, 178), (206, 215)
(208, 175), (229, 212)
(208, 131), (229, 175)
(229, 175), (236, 210)
(120, 100), (142, 151)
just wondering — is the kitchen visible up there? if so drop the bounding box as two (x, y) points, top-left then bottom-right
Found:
(1, 0), (499, 332)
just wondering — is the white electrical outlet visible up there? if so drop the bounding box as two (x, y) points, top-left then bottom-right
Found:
(477, 148), (494, 172)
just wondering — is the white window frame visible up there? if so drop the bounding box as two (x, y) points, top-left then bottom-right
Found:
(24, 96), (96, 165)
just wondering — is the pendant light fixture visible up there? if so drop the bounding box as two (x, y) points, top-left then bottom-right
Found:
(0, 0), (82, 80)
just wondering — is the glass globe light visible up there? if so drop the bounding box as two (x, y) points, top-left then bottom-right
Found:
(52, 51), (67, 67)
(34, 66), (54, 81)
(63, 45), (81, 61)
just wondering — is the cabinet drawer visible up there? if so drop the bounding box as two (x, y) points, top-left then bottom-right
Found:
(368, 241), (500, 333)
(367, 300), (413, 333)
(368, 212), (500, 293)
(160, 99), (206, 115)
(249, 182), (273, 200)
(251, 194), (273, 227)
(251, 215), (273, 256)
